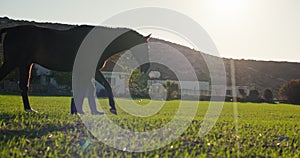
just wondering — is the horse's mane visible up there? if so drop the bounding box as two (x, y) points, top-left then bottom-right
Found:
(1, 24), (143, 40)
(73, 25), (143, 38)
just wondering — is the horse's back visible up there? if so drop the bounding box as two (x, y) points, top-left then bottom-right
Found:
(3, 25), (58, 51)
(1, 25), (38, 64)
(2, 25), (93, 71)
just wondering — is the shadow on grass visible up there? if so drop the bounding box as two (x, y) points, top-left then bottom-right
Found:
(0, 112), (88, 144)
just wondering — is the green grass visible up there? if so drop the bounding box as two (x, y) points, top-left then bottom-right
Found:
(0, 95), (299, 157)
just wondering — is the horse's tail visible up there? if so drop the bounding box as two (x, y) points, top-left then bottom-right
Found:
(0, 28), (7, 64)
(0, 28), (9, 62)
(0, 28), (8, 45)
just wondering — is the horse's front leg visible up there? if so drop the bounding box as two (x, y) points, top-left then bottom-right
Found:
(19, 64), (37, 113)
(95, 72), (117, 115)
(87, 81), (104, 115)
(71, 93), (85, 114)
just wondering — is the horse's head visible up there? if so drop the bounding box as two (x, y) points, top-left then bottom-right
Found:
(103, 28), (151, 76)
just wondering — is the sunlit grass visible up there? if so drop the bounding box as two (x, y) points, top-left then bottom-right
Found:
(0, 95), (299, 157)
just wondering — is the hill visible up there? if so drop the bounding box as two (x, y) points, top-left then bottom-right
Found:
(1, 17), (300, 98)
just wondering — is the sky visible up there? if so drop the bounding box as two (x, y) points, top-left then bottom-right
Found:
(1, 0), (300, 62)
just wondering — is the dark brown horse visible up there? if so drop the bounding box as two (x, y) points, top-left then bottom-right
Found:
(0, 25), (150, 115)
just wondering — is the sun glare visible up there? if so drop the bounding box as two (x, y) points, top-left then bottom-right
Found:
(214, 0), (244, 12)
(205, 0), (246, 17)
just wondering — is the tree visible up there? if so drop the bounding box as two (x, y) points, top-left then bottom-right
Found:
(163, 80), (179, 100)
(247, 89), (260, 103)
(263, 89), (274, 104)
(238, 89), (247, 98)
(279, 79), (300, 105)
(129, 68), (148, 98)
(50, 71), (72, 89)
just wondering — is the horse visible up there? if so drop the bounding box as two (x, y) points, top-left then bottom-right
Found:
(0, 25), (150, 115)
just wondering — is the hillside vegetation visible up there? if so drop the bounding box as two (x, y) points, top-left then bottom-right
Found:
(1, 17), (300, 98)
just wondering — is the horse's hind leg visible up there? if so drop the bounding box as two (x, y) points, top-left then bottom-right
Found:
(87, 81), (103, 115)
(19, 64), (36, 112)
(0, 62), (16, 81)
(95, 72), (117, 115)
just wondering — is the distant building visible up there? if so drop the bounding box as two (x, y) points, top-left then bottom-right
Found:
(210, 85), (226, 97)
(211, 85), (250, 98)
(147, 80), (210, 98)
(225, 86), (250, 98)
(147, 80), (166, 99)
(97, 71), (128, 96)
(34, 64), (51, 86)
(180, 81), (210, 96)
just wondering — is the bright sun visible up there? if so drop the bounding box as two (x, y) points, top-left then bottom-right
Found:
(208, 0), (245, 15)
(211, 0), (243, 11)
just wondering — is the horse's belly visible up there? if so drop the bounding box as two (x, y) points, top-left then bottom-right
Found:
(34, 50), (75, 72)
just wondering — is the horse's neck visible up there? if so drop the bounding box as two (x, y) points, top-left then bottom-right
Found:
(101, 28), (133, 55)
(67, 26), (93, 35)
(74, 26), (140, 64)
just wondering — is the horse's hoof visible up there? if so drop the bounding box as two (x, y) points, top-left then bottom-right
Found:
(91, 111), (104, 115)
(25, 109), (38, 113)
(72, 111), (85, 115)
(110, 108), (117, 115)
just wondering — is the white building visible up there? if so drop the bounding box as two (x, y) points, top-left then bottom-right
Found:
(147, 80), (210, 97)
(97, 71), (128, 96)
(34, 64), (51, 86)
(34, 64), (128, 96)
(179, 81), (210, 96)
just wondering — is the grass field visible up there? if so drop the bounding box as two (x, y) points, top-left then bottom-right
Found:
(0, 95), (299, 157)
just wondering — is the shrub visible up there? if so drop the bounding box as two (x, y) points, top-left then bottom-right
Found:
(263, 89), (275, 104)
(246, 89), (261, 103)
(129, 68), (148, 98)
(279, 79), (300, 105)
(163, 80), (179, 100)
(50, 71), (72, 89)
